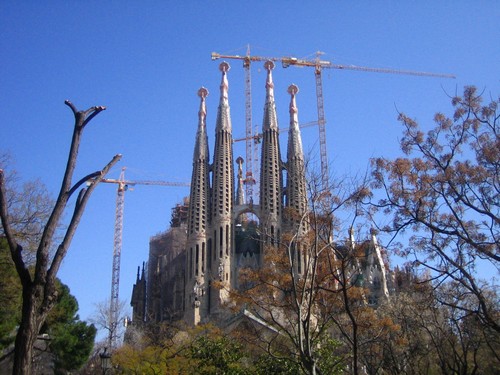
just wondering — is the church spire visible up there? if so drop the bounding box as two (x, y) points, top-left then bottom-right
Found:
(210, 61), (235, 312)
(188, 87), (210, 237)
(216, 61), (231, 132)
(262, 61), (278, 131)
(212, 61), (234, 222)
(192, 87), (210, 163)
(285, 84), (308, 275)
(287, 84), (304, 161)
(185, 87), (211, 325)
(259, 60), (283, 246)
(286, 84), (307, 215)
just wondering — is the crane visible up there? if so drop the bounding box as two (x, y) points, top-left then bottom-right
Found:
(100, 167), (190, 349)
(212, 49), (455, 192)
(242, 46), (255, 204)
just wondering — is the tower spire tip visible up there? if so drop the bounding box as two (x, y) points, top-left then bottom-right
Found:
(198, 87), (209, 98)
(287, 84), (299, 96)
(219, 61), (230, 73)
(264, 60), (275, 71)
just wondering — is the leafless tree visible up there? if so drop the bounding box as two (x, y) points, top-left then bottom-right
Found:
(0, 153), (54, 263)
(90, 298), (128, 349)
(0, 101), (121, 374)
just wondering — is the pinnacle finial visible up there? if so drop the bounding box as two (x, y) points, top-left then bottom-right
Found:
(288, 84), (299, 114)
(198, 87), (209, 99)
(219, 61), (230, 73)
(219, 62), (230, 103)
(198, 87), (209, 117)
(265, 61), (275, 84)
(288, 84), (299, 96)
(265, 60), (275, 96)
(264, 60), (275, 71)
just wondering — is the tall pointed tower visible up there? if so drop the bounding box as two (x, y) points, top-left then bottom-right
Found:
(127, 58), (402, 333)
(285, 84), (308, 275)
(185, 87), (210, 325)
(285, 84), (307, 216)
(259, 61), (283, 250)
(209, 62), (235, 314)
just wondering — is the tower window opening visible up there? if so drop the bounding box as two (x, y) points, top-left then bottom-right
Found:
(213, 230), (217, 260)
(195, 244), (199, 276)
(189, 247), (193, 279)
(220, 226), (223, 257)
(208, 239), (212, 268)
(202, 242), (205, 273)
(226, 224), (229, 255)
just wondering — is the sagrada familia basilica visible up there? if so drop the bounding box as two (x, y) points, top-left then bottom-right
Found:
(129, 61), (402, 329)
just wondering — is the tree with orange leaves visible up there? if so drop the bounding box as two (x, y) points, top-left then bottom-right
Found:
(371, 86), (499, 335)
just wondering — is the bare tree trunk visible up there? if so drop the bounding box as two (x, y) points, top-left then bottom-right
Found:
(0, 100), (121, 375)
(340, 264), (359, 375)
(13, 286), (43, 375)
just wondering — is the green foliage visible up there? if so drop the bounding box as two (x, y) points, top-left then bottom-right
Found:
(50, 320), (96, 374)
(254, 354), (301, 374)
(188, 334), (247, 375)
(316, 335), (343, 374)
(43, 281), (78, 329)
(114, 323), (346, 375)
(45, 281), (96, 373)
(116, 324), (309, 374)
(0, 246), (95, 372)
(0, 238), (22, 349)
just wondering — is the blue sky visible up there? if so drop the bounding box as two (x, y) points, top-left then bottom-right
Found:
(1, 1), (498, 338)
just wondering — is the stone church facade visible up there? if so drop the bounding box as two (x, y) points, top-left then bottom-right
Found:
(130, 61), (405, 329)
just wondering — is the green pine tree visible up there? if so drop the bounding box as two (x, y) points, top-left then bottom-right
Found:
(0, 239), (96, 373)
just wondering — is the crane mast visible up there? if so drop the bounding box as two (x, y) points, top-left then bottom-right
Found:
(100, 167), (189, 349)
(313, 54), (329, 191)
(243, 46), (256, 203)
(212, 49), (454, 193)
(109, 168), (126, 349)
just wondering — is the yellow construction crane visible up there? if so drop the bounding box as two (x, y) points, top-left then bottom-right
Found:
(212, 49), (455, 193)
(100, 167), (189, 349)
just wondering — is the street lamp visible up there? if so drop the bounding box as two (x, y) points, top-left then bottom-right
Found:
(99, 347), (112, 374)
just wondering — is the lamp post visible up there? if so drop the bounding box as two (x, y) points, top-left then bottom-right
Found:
(99, 347), (112, 374)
